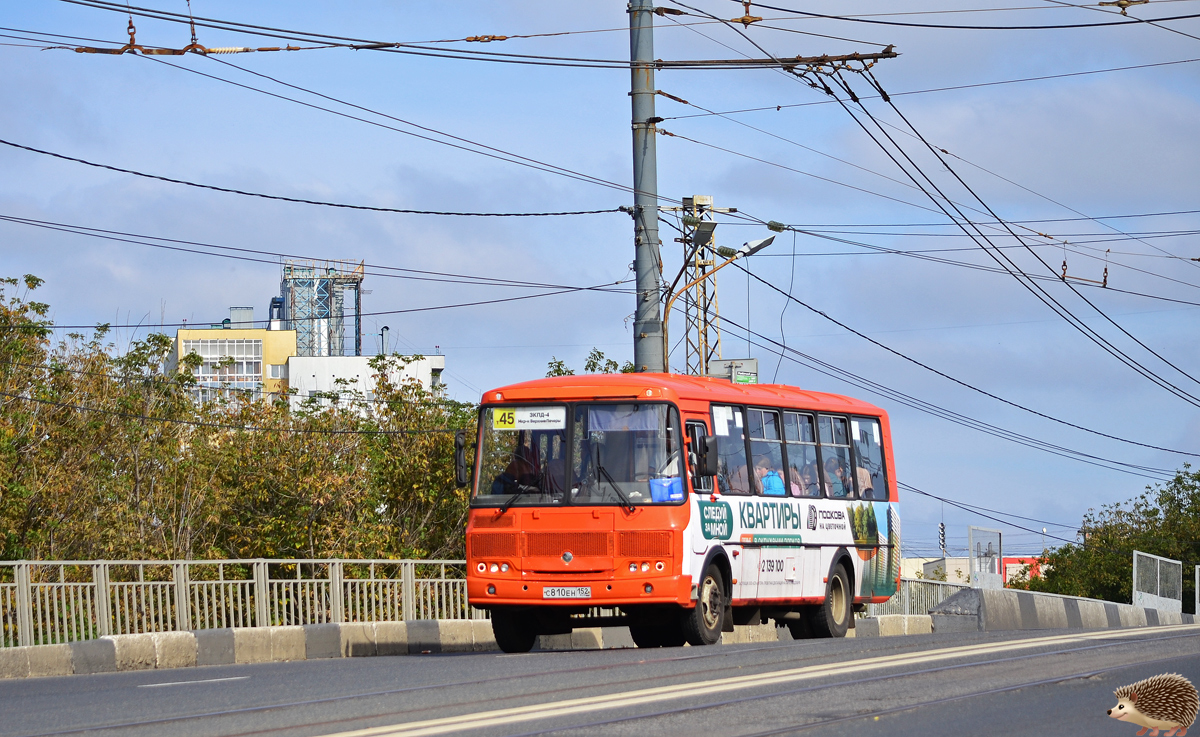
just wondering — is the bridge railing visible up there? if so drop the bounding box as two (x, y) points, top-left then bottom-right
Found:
(864, 577), (970, 617)
(0, 559), (480, 648)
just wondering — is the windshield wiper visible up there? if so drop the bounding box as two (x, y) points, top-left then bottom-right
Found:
(596, 462), (636, 513)
(498, 479), (540, 515)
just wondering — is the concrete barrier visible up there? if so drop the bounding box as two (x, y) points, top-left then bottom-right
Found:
(5, 593), (1193, 679)
(854, 615), (933, 638)
(929, 587), (1196, 633)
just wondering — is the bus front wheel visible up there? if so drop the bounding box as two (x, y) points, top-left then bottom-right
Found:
(491, 610), (537, 653)
(809, 563), (851, 638)
(681, 564), (726, 646)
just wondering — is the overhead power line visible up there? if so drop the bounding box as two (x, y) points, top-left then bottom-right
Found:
(709, 311), (1173, 480)
(660, 57), (1200, 120)
(0, 138), (622, 218)
(0, 388), (464, 435)
(0, 214), (635, 294)
(900, 483), (1079, 545)
(849, 69), (1200, 398)
(0, 280), (627, 332)
(674, 0), (1200, 396)
(733, 261), (1199, 458)
(56, 0), (893, 70)
(738, 0), (1200, 30)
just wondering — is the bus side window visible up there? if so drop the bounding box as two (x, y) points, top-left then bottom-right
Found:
(783, 412), (821, 498)
(851, 416), (888, 501)
(818, 415), (855, 499)
(747, 409), (786, 497)
(686, 421), (713, 493)
(711, 405), (752, 495)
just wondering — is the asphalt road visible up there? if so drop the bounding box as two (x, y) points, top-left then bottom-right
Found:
(4, 625), (1199, 737)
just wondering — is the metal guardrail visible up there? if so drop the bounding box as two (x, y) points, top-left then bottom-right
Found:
(0, 560), (479, 648)
(863, 577), (970, 617)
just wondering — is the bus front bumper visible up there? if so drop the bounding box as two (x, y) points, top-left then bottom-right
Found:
(468, 574), (692, 608)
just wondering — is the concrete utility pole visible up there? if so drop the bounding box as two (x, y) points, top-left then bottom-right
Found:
(629, 0), (664, 373)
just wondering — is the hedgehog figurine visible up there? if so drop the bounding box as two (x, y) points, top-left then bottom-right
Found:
(1107, 673), (1199, 736)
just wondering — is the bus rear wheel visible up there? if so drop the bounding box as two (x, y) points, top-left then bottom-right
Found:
(491, 610), (537, 653)
(809, 563), (851, 638)
(681, 564), (726, 646)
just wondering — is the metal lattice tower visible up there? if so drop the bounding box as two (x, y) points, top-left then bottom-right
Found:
(678, 196), (725, 376)
(280, 260), (365, 357)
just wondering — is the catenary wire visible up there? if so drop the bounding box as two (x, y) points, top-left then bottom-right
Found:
(736, 0), (1200, 30)
(0, 137), (624, 217)
(660, 57), (1200, 120)
(657, 4), (1198, 287)
(857, 68), (1200, 393)
(56, 0), (864, 70)
(0, 214), (635, 295)
(0, 283), (627, 332)
(668, 0), (1200, 403)
(704, 309), (1174, 480)
(732, 260), (1199, 458)
(788, 65), (1200, 408)
(0, 388), (465, 435)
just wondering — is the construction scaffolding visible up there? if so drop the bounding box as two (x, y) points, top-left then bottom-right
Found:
(279, 260), (365, 357)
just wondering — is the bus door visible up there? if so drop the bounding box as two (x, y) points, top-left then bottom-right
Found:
(685, 420), (713, 556)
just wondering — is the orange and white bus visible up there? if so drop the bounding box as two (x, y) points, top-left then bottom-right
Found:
(462, 373), (900, 653)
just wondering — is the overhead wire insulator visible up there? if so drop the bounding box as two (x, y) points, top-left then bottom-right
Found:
(731, 0), (763, 27)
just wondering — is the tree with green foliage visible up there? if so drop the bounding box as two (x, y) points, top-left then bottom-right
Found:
(546, 348), (635, 378)
(0, 276), (476, 562)
(1008, 466), (1200, 613)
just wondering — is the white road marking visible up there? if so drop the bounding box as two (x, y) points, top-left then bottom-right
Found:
(137, 676), (250, 688)
(319, 624), (1200, 737)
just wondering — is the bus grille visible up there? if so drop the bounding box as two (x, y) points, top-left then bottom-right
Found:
(618, 531), (672, 558)
(525, 532), (612, 557)
(470, 533), (518, 558)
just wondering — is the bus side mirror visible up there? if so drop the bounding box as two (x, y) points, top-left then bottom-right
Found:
(696, 435), (719, 477)
(455, 430), (471, 488)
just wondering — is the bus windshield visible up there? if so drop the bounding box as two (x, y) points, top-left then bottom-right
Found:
(472, 403), (684, 507)
(571, 403), (683, 506)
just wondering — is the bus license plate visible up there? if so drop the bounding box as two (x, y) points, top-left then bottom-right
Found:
(542, 586), (591, 599)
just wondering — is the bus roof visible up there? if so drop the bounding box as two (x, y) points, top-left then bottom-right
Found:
(480, 373), (886, 416)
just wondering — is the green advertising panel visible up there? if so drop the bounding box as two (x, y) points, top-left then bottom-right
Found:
(698, 501), (733, 540)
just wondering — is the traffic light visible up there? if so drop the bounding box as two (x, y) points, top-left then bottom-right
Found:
(938, 522), (946, 555)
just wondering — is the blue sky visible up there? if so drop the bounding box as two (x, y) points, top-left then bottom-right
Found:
(3, 0), (1200, 557)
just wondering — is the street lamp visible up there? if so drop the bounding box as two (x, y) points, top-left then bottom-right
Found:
(380, 326), (390, 355)
(662, 235), (774, 373)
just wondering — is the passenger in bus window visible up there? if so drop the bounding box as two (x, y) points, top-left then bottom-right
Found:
(825, 456), (851, 498)
(754, 455), (785, 496)
(856, 466), (874, 500)
(723, 463), (753, 495)
(791, 461), (821, 498)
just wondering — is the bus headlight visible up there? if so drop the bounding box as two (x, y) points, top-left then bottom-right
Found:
(500, 563), (509, 573)
(476, 562), (486, 573)
(490, 563), (499, 573)
(641, 562), (650, 572)
(629, 563), (638, 573)
(655, 561), (665, 572)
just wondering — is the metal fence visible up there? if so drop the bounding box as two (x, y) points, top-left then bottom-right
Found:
(1132, 550), (1183, 614)
(863, 577), (970, 617)
(0, 559), (478, 648)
